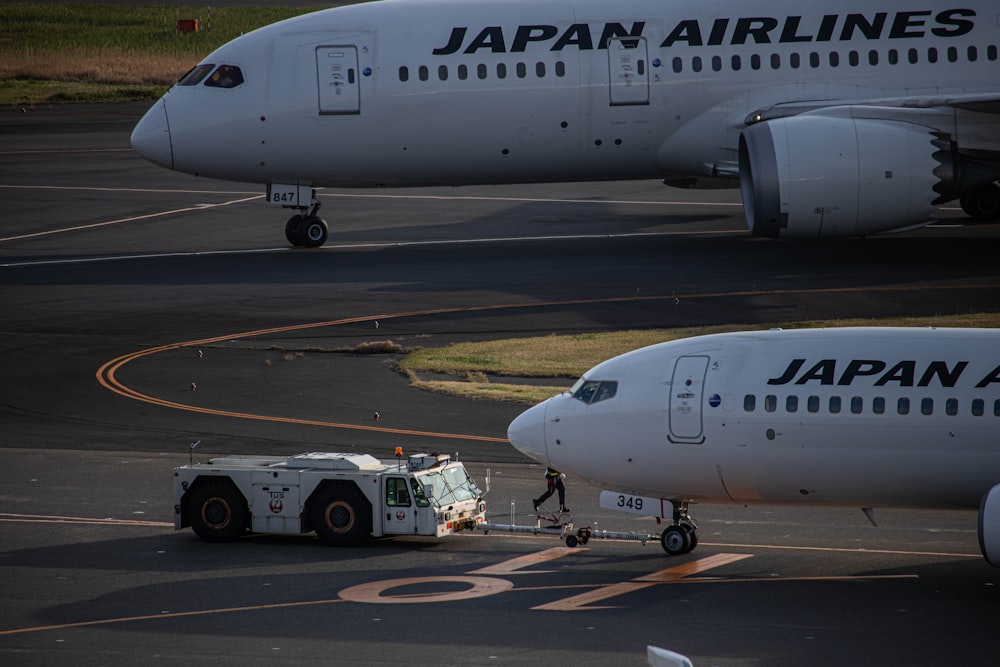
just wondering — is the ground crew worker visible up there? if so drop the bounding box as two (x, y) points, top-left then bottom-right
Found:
(533, 467), (569, 513)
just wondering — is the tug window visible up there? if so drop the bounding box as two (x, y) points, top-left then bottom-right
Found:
(386, 478), (411, 507)
(178, 63), (214, 86)
(204, 64), (244, 88)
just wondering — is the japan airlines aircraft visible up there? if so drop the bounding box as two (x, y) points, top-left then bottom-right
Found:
(130, 0), (1000, 247)
(507, 327), (1000, 564)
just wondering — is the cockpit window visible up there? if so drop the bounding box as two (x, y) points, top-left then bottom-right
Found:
(177, 63), (214, 86)
(571, 379), (618, 404)
(204, 65), (245, 89)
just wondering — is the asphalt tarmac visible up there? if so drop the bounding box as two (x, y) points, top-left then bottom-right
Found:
(1, 101), (999, 666)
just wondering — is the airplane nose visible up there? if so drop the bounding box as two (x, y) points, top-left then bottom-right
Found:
(131, 98), (173, 169)
(507, 401), (548, 464)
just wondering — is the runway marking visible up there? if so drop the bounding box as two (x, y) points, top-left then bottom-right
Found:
(0, 512), (171, 528)
(468, 546), (580, 574)
(95, 283), (1000, 443)
(0, 545), (924, 635)
(325, 192), (745, 207)
(0, 195), (263, 242)
(338, 575), (515, 604)
(532, 553), (753, 611)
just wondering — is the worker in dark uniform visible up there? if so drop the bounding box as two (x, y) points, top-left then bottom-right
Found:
(533, 467), (569, 512)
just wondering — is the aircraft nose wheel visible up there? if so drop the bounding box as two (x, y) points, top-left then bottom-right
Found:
(661, 521), (698, 556)
(285, 214), (329, 248)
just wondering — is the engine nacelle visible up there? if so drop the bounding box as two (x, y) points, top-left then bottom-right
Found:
(979, 484), (1000, 567)
(739, 111), (944, 238)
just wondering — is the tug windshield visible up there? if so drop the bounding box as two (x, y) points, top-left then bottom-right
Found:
(418, 465), (480, 506)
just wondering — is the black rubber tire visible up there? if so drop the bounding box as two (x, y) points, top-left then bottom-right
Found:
(661, 525), (692, 556)
(285, 214), (304, 245)
(960, 183), (1000, 220)
(565, 535), (578, 548)
(310, 485), (371, 546)
(299, 216), (329, 248)
(186, 479), (249, 542)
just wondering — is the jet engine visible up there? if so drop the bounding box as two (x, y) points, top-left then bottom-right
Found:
(979, 483), (1000, 567)
(739, 110), (948, 238)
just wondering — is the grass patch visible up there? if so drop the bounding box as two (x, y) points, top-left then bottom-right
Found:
(399, 314), (1000, 404)
(0, 3), (344, 104)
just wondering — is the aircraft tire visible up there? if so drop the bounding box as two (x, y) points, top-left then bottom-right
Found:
(300, 216), (329, 248)
(960, 183), (1000, 220)
(311, 485), (371, 546)
(661, 525), (692, 556)
(285, 214), (305, 245)
(187, 479), (249, 542)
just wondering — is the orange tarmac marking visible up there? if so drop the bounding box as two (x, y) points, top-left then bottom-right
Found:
(338, 576), (514, 604)
(532, 553), (753, 611)
(468, 546), (582, 575)
(96, 284), (996, 441)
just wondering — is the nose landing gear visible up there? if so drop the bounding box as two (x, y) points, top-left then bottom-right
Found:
(285, 198), (328, 248)
(660, 500), (698, 556)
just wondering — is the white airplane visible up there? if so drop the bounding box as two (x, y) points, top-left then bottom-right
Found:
(507, 327), (1000, 564)
(130, 0), (1000, 247)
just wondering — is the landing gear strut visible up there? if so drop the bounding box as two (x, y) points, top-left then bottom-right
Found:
(284, 195), (328, 248)
(660, 500), (698, 556)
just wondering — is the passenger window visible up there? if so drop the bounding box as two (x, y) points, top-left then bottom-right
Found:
(399, 66), (409, 82)
(790, 53), (800, 69)
(988, 45), (998, 61)
(516, 62), (527, 78)
(873, 397), (885, 414)
(750, 54), (761, 70)
(809, 52), (820, 68)
(972, 398), (984, 416)
(497, 63), (507, 79)
(458, 64), (468, 80)
(672, 57), (683, 73)
(438, 65), (448, 81)
(555, 61), (566, 77)
(712, 55), (722, 72)
(850, 397), (863, 414)
(743, 394), (756, 412)
(786, 395), (798, 413)
(692, 56), (703, 72)
(386, 478), (411, 507)
(419, 65), (429, 81)
(477, 64), (487, 79)
(947, 46), (958, 62)
(994, 400), (1000, 417)
(908, 48), (919, 64)
(946, 398), (958, 416)
(178, 63), (215, 86)
(829, 396), (841, 414)
(204, 64), (244, 89)
(731, 55), (741, 71)
(868, 50), (879, 66)
(807, 395), (819, 413)
(898, 397), (910, 415)
(536, 62), (545, 77)
(921, 398), (934, 415)
(764, 395), (776, 412)
(849, 50), (859, 66)
(770, 54), (780, 69)
(888, 49), (898, 65)
(829, 51), (839, 67)
(928, 47), (938, 63)
(967, 46), (978, 62)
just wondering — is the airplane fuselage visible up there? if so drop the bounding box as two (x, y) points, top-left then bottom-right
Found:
(508, 328), (1000, 510)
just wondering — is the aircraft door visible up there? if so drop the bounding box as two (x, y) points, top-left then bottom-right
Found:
(316, 45), (360, 114)
(608, 37), (649, 106)
(668, 355), (709, 443)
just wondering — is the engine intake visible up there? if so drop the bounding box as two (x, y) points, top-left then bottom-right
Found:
(739, 111), (945, 238)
